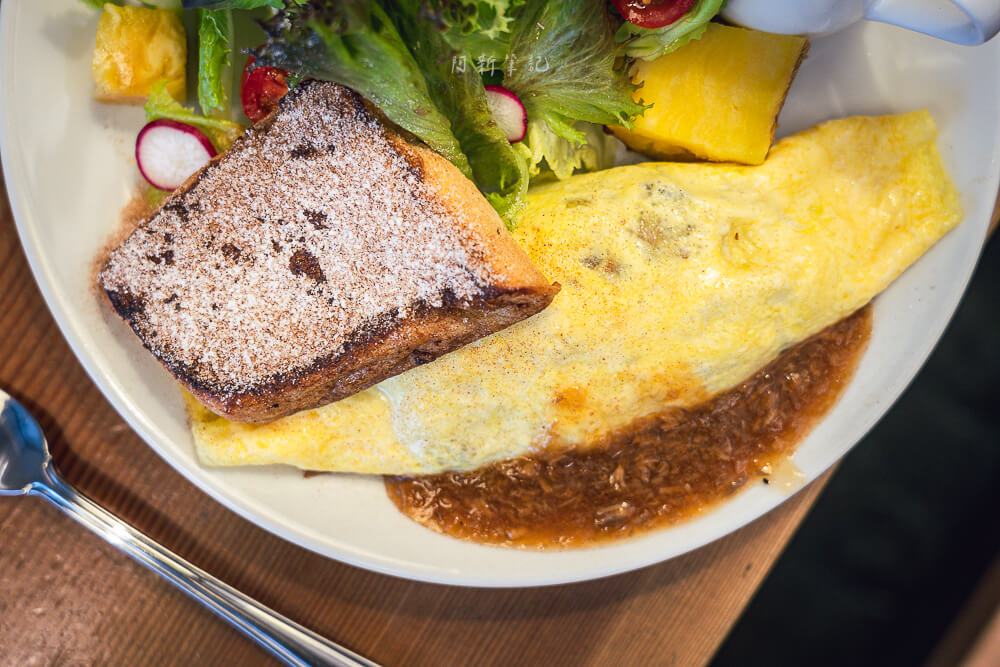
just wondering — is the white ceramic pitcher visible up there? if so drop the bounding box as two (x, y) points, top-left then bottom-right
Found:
(721, 0), (1000, 45)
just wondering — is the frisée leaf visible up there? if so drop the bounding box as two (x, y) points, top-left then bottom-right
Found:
(518, 120), (618, 181)
(428, 0), (526, 67)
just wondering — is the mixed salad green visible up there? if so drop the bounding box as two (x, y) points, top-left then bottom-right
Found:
(84, 0), (726, 225)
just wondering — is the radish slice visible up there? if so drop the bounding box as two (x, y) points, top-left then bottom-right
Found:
(484, 85), (527, 143)
(135, 119), (217, 191)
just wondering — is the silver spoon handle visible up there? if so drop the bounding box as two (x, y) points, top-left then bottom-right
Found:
(28, 463), (378, 667)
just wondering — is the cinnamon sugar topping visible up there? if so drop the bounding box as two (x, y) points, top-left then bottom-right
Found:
(99, 81), (495, 393)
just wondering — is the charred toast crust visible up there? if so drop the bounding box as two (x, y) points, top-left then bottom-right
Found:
(100, 80), (557, 422)
(106, 284), (553, 422)
(188, 287), (551, 422)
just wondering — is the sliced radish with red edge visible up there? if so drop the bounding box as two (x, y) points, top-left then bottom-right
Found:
(135, 119), (217, 191)
(484, 85), (527, 143)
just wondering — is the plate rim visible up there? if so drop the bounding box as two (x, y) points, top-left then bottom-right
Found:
(2, 0), (998, 587)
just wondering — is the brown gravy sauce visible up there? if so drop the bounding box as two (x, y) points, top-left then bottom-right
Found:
(385, 306), (872, 548)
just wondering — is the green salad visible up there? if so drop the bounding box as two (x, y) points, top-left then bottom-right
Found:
(85, 0), (726, 225)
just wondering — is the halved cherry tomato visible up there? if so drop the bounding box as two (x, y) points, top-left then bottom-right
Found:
(240, 55), (290, 124)
(611, 0), (698, 29)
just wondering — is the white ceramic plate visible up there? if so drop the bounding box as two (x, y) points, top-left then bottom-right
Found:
(2, 1), (998, 587)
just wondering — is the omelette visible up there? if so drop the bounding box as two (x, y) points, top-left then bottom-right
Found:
(187, 112), (962, 474)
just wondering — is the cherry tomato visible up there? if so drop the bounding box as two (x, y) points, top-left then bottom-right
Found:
(611, 0), (698, 29)
(240, 55), (290, 124)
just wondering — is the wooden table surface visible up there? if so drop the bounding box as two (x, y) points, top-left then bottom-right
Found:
(0, 171), (997, 667)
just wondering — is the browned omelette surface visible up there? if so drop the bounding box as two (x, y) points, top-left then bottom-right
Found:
(386, 306), (871, 548)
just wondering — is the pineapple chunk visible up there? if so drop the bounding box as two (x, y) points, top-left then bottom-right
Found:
(611, 24), (807, 165)
(91, 4), (186, 104)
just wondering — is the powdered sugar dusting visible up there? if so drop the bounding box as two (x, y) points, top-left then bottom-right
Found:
(99, 81), (495, 393)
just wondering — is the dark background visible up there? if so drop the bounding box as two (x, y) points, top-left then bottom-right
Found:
(714, 235), (1000, 665)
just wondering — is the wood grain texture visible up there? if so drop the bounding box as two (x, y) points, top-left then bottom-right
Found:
(0, 170), (861, 667)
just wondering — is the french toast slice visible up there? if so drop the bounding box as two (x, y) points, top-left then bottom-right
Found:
(99, 80), (558, 422)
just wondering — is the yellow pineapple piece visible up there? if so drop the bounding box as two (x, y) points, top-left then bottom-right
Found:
(91, 4), (186, 104)
(611, 24), (807, 165)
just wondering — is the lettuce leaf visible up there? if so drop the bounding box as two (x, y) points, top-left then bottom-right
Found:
(196, 8), (234, 118)
(391, 0), (528, 224)
(499, 0), (642, 183)
(254, 0), (472, 178)
(615, 0), (727, 61)
(504, 0), (645, 143)
(145, 80), (245, 150)
(519, 120), (619, 181)
(252, 0), (640, 220)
